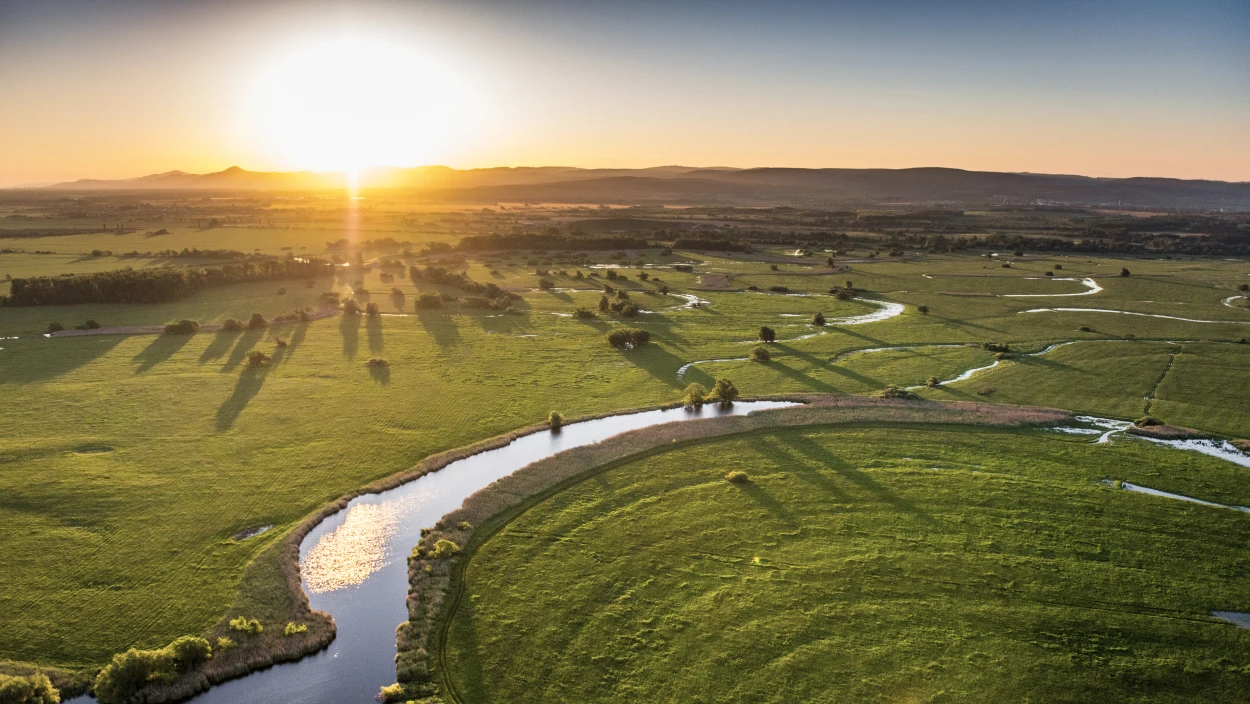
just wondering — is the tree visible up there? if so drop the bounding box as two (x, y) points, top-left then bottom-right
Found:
(574, 306), (596, 319)
(46, 322), (64, 334)
(164, 319), (200, 335)
(342, 298), (362, 315)
(709, 378), (739, 404)
(548, 411), (564, 431)
(222, 318), (244, 332)
(247, 312), (267, 329)
(758, 326), (776, 343)
(365, 302), (381, 316)
(598, 295), (610, 312)
(606, 328), (650, 349)
(750, 346), (770, 362)
(538, 278), (555, 290)
(811, 312), (826, 326)
(247, 350), (271, 367)
(1120, 267), (1131, 277)
(415, 292), (442, 309)
(682, 383), (707, 406)
(845, 280), (854, 290)
(926, 376), (939, 387)
(0, 673), (59, 704)
(917, 305), (930, 314)
(619, 302), (639, 317)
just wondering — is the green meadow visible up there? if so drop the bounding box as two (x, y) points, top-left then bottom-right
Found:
(1, 228), (1248, 695)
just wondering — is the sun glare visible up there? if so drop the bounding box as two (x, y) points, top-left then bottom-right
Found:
(246, 36), (475, 173)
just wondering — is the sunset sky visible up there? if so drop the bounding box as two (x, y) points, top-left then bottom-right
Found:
(1, 0), (1247, 186)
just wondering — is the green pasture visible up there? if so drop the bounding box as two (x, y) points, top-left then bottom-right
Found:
(443, 426), (1250, 703)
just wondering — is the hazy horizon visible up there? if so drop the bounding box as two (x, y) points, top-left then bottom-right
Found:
(2, 0), (1248, 187)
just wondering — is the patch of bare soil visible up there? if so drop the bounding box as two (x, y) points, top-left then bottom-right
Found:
(1128, 424), (1212, 440)
(695, 273), (735, 290)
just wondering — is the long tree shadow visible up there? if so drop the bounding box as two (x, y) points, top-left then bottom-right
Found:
(738, 481), (798, 525)
(215, 365), (269, 431)
(782, 432), (934, 524)
(390, 291), (406, 312)
(755, 435), (852, 504)
(222, 328), (265, 371)
(366, 315), (384, 354)
(199, 330), (241, 364)
(416, 309), (460, 348)
(622, 343), (689, 389)
(4, 335), (125, 384)
(368, 363), (391, 386)
(133, 333), (193, 374)
(340, 313), (361, 359)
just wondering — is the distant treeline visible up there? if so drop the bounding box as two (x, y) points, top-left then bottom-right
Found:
(1, 258), (333, 306)
(0, 228), (109, 239)
(120, 248), (256, 260)
(671, 237), (754, 252)
(886, 232), (1250, 256)
(409, 264), (512, 300)
(457, 234), (652, 251)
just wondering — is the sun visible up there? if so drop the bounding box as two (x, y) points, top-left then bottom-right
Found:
(245, 36), (475, 173)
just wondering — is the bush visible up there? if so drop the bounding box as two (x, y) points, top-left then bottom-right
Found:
(320, 291), (341, 303)
(283, 622), (309, 637)
(246, 350), (270, 367)
(93, 648), (177, 704)
(1135, 415), (1163, 427)
(658, 284), (670, 294)
(247, 312), (267, 329)
(0, 673), (59, 704)
(768, 285), (789, 293)
(1240, 284), (1249, 292)
(46, 322), (63, 334)
(548, 411), (564, 431)
(619, 302), (639, 317)
(725, 471), (749, 484)
(275, 336), (288, 348)
(1120, 268), (1131, 277)
(1054, 264), (1063, 270)
(229, 617), (263, 635)
(75, 319), (101, 330)
(169, 636), (212, 669)
(981, 341), (1010, 353)
(606, 327), (650, 349)
(880, 385), (917, 399)
(674, 264), (694, 272)
(1078, 326), (1092, 332)
(538, 278), (555, 290)
(215, 636), (236, 651)
(708, 378), (739, 404)
(415, 292), (442, 309)
(573, 307), (596, 319)
(431, 539), (459, 559)
(341, 298), (362, 315)
(811, 312), (826, 326)
(917, 305), (929, 314)
(1045, 271), (1054, 277)
(598, 295), (610, 312)
(164, 319), (200, 335)
(378, 683), (406, 703)
(750, 346), (770, 362)
(758, 326), (776, 343)
(221, 318), (244, 332)
(926, 376), (939, 387)
(976, 386), (996, 396)
(638, 271), (649, 281)
(365, 301), (381, 316)
(366, 358), (389, 367)
(682, 383), (708, 406)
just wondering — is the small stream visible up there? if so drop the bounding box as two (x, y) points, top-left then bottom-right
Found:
(67, 402), (794, 704)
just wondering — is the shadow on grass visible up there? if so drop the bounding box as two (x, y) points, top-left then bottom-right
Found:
(782, 431), (934, 524)
(200, 329), (241, 364)
(737, 480), (798, 525)
(133, 333), (193, 373)
(340, 313), (361, 359)
(390, 292), (406, 312)
(222, 328), (264, 371)
(416, 309), (460, 348)
(3, 335), (125, 384)
(368, 363), (391, 386)
(215, 365), (269, 431)
(366, 315), (384, 354)
(621, 344), (689, 390)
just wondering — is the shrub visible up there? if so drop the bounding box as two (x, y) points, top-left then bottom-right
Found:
(93, 648), (177, 704)
(76, 319), (101, 330)
(415, 292), (442, 309)
(1231, 439), (1250, 453)
(981, 341), (1010, 353)
(283, 622), (309, 637)
(926, 376), (939, 387)
(0, 673), (59, 704)
(725, 471), (749, 484)
(247, 312), (267, 329)
(917, 305), (929, 314)
(246, 350), (270, 367)
(215, 636), (236, 651)
(845, 280), (854, 290)
(164, 319), (200, 335)
(658, 284), (670, 294)
(1120, 268), (1131, 277)
(674, 264), (693, 273)
(770, 264), (779, 271)
(320, 291), (341, 303)
(811, 312), (826, 326)
(606, 327), (650, 349)
(221, 318), (244, 332)
(746, 285), (759, 291)
(229, 617), (263, 635)
(538, 278), (555, 290)
(606, 270), (619, 280)
(1240, 284), (1250, 292)
(1135, 415), (1163, 427)
(880, 385), (917, 399)
(619, 302), (639, 317)
(365, 301), (381, 316)
(548, 411), (564, 431)
(976, 386), (996, 396)
(169, 636), (212, 669)
(758, 326), (776, 343)
(431, 539), (459, 559)
(46, 322), (64, 334)
(1078, 326), (1092, 332)
(366, 358), (389, 367)
(1045, 271), (1054, 277)
(274, 336), (289, 347)
(1054, 264), (1063, 270)
(708, 378), (739, 404)
(341, 298), (361, 315)
(276, 287), (287, 295)
(768, 285), (789, 293)
(1001, 262), (1011, 268)
(682, 383), (708, 406)
(378, 683), (406, 703)
(750, 346), (770, 362)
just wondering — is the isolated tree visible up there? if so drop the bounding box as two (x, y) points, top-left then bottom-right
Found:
(247, 312), (268, 329)
(246, 350), (270, 367)
(758, 325), (776, 343)
(682, 382), (708, 406)
(917, 305), (930, 314)
(709, 378), (740, 404)
(1120, 268), (1131, 277)
(365, 301), (381, 316)
(548, 411), (564, 431)
(598, 295), (610, 312)
(47, 322), (64, 333)
(750, 346), (770, 362)
(811, 311), (827, 326)
(342, 298), (362, 315)
(222, 318), (244, 331)
(845, 280), (854, 290)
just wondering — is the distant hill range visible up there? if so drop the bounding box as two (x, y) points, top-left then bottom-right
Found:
(42, 165), (1250, 210)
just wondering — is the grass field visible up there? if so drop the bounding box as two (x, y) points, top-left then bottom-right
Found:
(1, 233), (1248, 695)
(443, 425), (1250, 703)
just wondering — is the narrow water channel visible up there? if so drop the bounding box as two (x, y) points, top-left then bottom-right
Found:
(69, 401), (794, 704)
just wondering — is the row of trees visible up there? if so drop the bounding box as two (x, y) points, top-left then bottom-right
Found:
(2, 258), (333, 306)
(457, 233), (652, 251)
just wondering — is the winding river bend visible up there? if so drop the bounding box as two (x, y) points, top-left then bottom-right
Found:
(158, 402), (792, 704)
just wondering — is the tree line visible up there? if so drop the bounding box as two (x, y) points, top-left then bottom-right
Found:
(1, 258), (333, 306)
